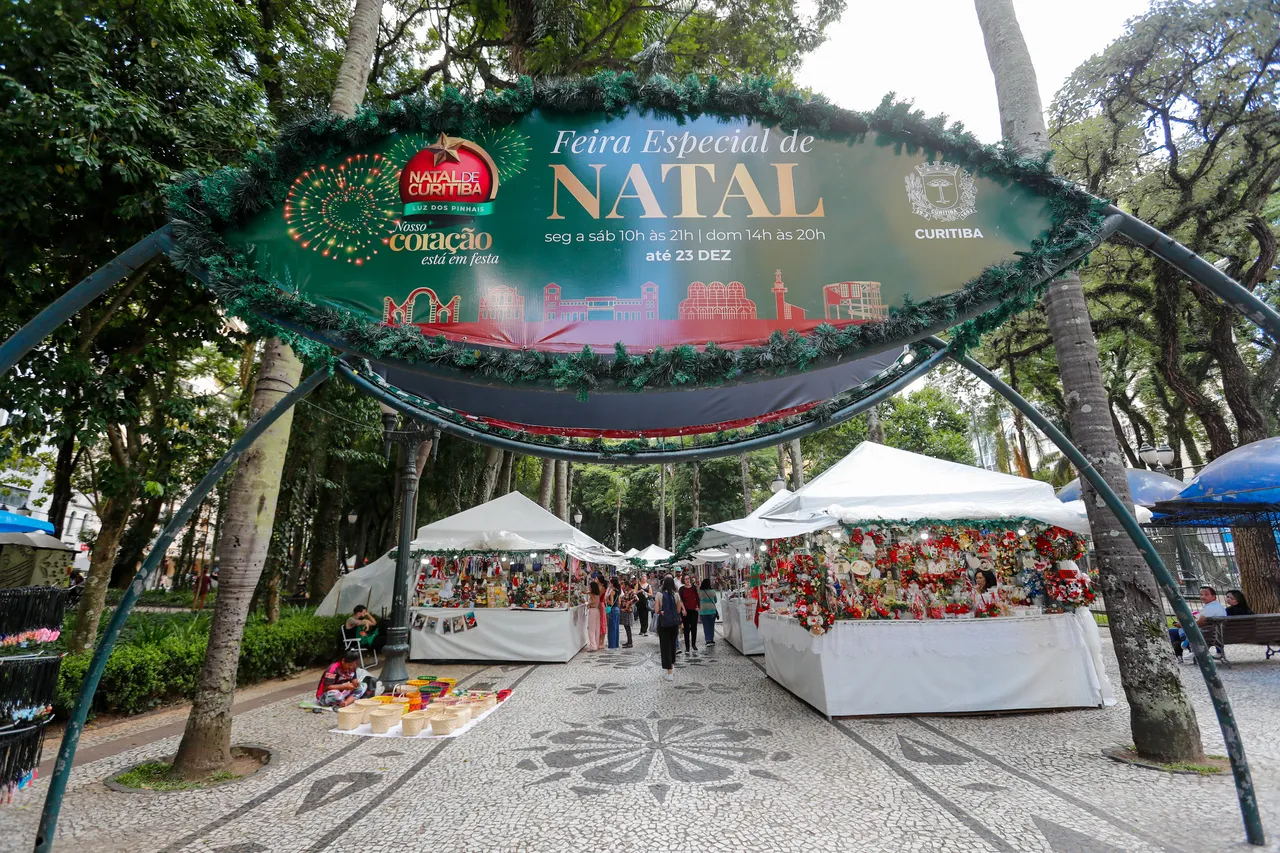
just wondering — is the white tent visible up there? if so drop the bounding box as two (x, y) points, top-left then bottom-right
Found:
(316, 491), (614, 616)
(634, 544), (674, 565)
(764, 442), (1091, 534)
(700, 487), (836, 545)
(623, 547), (640, 557)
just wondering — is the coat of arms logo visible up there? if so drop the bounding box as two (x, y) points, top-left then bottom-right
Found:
(904, 160), (977, 222)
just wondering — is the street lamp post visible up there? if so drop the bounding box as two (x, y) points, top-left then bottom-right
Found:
(380, 414), (431, 689)
(769, 474), (786, 494)
(1139, 442), (1176, 472)
(573, 509), (583, 526)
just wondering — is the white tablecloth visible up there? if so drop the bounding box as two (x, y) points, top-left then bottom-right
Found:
(409, 605), (587, 662)
(758, 609), (1115, 717)
(722, 597), (764, 655)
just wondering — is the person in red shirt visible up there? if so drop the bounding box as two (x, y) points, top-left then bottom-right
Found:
(678, 574), (701, 654)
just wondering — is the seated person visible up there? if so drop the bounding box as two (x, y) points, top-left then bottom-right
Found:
(1168, 585), (1228, 661)
(1225, 589), (1252, 616)
(316, 651), (370, 708)
(345, 605), (379, 648)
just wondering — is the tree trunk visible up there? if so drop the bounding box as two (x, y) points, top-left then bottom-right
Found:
(1233, 527), (1280, 614)
(690, 462), (700, 529)
(787, 439), (805, 490)
(478, 446), (503, 504)
(1006, 356), (1034, 478)
(975, 0), (1203, 763)
(613, 482), (623, 550)
(668, 465), (676, 549)
(566, 462), (575, 511)
(110, 495), (165, 588)
(740, 454), (753, 515)
(497, 451), (514, 496)
(538, 458), (555, 509)
(68, 491), (133, 654)
(171, 337), (304, 778)
(328, 0), (383, 118)
(866, 406), (885, 444)
(308, 451), (346, 602)
(658, 464), (666, 548)
(47, 432), (79, 538)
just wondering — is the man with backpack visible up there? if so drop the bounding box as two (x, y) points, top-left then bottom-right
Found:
(653, 575), (685, 682)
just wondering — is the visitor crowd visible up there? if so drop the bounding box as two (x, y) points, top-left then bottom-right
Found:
(585, 570), (718, 682)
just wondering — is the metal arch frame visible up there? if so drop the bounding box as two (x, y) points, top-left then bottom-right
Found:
(335, 346), (952, 464)
(31, 367), (330, 853)
(923, 336), (1265, 847)
(0, 201), (1272, 851)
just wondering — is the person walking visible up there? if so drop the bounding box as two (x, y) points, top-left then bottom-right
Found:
(654, 576), (684, 681)
(635, 576), (650, 636)
(698, 578), (718, 647)
(586, 579), (603, 651)
(679, 573), (701, 654)
(606, 577), (622, 649)
(619, 579), (637, 648)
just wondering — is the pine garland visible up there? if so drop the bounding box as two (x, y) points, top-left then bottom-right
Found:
(167, 74), (1105, 393)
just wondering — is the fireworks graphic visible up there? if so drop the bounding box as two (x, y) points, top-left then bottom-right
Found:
(384, 133), (432, 178)
(476, 126), (531, 181)
(283, 154), (398, 265)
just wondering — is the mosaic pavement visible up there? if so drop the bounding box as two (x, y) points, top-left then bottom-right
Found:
(6, 628), (1280, 853)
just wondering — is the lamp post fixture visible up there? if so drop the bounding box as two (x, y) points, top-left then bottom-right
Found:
(1139, 442), (1176, 472)
(573, 509), (583, 526)
(379, 412), (431, 690)
(769, 474), (786, 494)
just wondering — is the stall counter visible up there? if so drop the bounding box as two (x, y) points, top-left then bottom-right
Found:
(410, 604), (587, 662)
(758, 609), (1114, 717)
(721, 596), (764, 655)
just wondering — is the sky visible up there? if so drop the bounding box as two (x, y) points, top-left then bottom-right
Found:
(797, 0), (1155, 144)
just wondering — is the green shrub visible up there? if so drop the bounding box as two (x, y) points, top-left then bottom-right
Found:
(54, 611), (347, 717)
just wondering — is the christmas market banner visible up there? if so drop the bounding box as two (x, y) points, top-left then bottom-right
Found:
(223, 110), (1055, 355)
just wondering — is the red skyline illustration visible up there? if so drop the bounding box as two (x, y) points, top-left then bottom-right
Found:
(678, 281), (757, 320)
(544, 282), (658, 322)
(479, 284), (524, 321)
(772, 270), (806, 320)
(383, 287), (461, 324)
(823, 280), (887, 321)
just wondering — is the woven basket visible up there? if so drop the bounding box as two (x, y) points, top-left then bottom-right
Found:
(389, 696), (413, 713)
(354, 698), (384, 724)
(429, 712), (463, 735)
(336, 705), (364, 730)
(400, 710), (430, 737)
(369, 707), (402, 734)
(471, 694), (497, 713)
(448, 704), (472, 725)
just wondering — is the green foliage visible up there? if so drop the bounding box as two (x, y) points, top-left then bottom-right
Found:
(54, 610), (346, 716)
(168, 74), (1103, 396)
(802, 382), (975, 472)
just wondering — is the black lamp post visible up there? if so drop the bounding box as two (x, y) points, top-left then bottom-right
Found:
(379, 410), (431, 689)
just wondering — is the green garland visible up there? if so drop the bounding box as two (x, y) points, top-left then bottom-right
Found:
(167, 74), (1105, 396)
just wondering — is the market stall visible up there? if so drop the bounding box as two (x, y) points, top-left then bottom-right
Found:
(317, 492), (620, 662)
(754, 443), (1115, 716)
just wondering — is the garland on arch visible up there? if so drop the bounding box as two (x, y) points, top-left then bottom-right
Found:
(166, 74), (1106, 397)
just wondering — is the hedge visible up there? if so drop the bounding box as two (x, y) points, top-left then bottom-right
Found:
(54, 612), (347, 717)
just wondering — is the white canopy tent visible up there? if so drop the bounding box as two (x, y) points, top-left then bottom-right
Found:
(316, 491), (614, 616)
(699, 488), (836, 548)
(763, 442), (1091, 534)
(634, 544), (674, 565)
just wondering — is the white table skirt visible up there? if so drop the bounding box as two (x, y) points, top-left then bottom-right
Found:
(758, 609), (1115, 717)
(722, 597), (765, 656)
(409, 605), (587, 663)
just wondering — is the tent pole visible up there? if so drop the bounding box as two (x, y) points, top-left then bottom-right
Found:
(34, 366), (329, 853)
(0, 226), (173, 377)
(934, 336), (1264, 847)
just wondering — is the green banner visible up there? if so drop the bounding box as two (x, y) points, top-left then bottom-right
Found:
(226, 109), (1055, 354)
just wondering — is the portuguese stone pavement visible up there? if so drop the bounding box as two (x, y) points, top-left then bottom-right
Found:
(6, 629), (1280, 853)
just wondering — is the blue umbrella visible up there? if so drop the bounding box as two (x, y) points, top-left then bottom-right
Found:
(1056, 468), (1187, 508)
(1174, 436), (1280, 505)
(0, 509), (54, 534)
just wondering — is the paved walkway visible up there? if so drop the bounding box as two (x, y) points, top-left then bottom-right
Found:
(6, 630), (1279, 853)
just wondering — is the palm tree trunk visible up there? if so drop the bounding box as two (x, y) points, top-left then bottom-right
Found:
(740, 454), (753, 515)
(554, 460), (569, 520)
(866, 406), (885, 444)
(658, 464), (666, 548)
(787, 439), (804, 490)
(690, 462), (700, 529)
(478, 446), (503, 504)
(538, 457), (555, 509)
(171, 336), (305, 777)
(974, 0), (1204, 763)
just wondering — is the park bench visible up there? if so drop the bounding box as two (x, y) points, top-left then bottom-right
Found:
(1202, 616), (1280, 665)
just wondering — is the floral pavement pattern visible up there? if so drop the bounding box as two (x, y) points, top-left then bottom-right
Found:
(516, 713), (791, 801)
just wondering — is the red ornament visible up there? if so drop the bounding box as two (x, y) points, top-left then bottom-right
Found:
(399, 134), (498, 214)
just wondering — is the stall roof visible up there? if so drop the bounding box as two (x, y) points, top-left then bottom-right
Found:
(764, 442), (1090, 534)
(411, 491), (609, 552)
(634, 544), (674, 565)
(0, 531), (74, 549)
(1056, 468), (1185, 508)
(0, 510), (55, 534)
